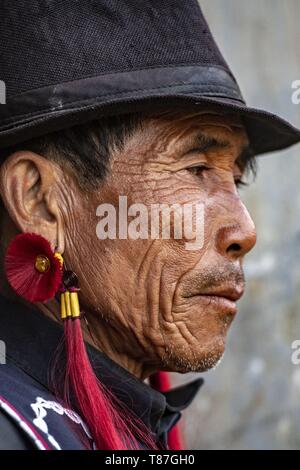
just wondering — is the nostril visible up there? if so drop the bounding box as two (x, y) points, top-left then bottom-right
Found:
(227, 243), (241, 253)
(216, 222), (256, 258)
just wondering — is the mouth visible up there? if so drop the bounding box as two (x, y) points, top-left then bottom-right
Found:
(204, 286), (244, 302)
(184, 286), (244, 316)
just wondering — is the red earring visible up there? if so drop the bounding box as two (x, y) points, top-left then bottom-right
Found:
(5, 233), (63, 303)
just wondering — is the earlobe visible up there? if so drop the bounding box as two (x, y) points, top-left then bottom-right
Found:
(0, 151), (63, 251)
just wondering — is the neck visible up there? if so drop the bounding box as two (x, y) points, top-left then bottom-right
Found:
(37, 297), (156, 381)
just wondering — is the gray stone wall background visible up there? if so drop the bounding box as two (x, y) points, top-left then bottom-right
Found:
(172, 0), (300, 450)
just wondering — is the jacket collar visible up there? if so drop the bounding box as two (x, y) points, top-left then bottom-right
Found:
(0, 294), (203, 443)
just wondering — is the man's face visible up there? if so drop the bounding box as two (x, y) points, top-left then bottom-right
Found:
(68, 112), (257, 374)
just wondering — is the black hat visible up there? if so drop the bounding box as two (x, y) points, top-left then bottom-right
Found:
(0, 0), (299, 154)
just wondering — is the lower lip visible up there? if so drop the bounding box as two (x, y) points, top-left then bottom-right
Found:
(191, 295), (238, 315)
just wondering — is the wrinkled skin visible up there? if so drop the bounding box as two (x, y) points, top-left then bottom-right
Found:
(0, 111), (256, 379)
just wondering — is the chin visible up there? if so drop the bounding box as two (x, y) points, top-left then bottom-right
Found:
(161, 335), (226, 374)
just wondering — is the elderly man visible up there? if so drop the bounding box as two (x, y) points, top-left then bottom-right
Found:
(0, 1), (299, 450)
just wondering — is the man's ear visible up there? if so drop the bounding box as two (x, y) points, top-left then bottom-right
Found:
(0, 151), (65, 252)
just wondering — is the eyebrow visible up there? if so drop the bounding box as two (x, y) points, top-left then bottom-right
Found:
(185, 132), (254, 171)
(187, 134), (230, 153)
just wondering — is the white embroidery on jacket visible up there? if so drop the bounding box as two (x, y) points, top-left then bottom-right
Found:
(30, 396), (92, 450)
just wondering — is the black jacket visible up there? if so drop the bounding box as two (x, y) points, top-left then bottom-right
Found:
(0, 295), (202, 450)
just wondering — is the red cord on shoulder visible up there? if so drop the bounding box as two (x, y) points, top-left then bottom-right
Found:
(150, 371), (184, 450)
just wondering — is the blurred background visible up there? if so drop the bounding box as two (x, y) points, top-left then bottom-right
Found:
(173, 0), (300, 450)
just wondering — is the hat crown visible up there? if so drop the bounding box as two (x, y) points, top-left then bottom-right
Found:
(1, 0), (232, 98)
(1, 0), (299, 154)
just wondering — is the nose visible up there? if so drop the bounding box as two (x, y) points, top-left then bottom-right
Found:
(215, 202), (257, 260)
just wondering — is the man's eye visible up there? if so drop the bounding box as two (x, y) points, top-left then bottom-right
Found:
(187, 165), (210, 176)
(235, 177), (248, 189)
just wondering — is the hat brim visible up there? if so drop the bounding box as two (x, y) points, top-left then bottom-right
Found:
(0, 65), (299, 155)
(178, 95), (300, 156)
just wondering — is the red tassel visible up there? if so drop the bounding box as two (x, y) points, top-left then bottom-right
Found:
(54, 318), (158, 450)
(5, 233), (62, 303)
